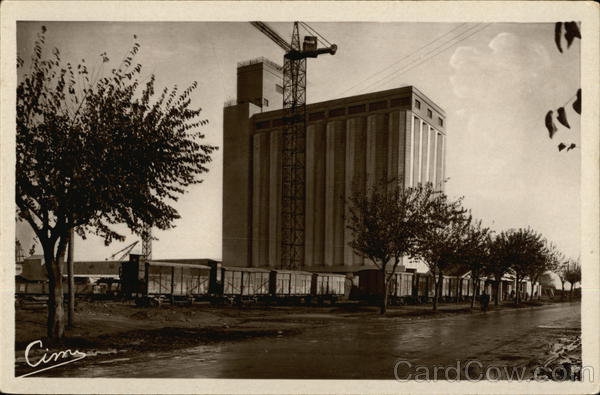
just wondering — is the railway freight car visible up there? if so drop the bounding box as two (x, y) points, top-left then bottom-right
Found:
(221, 266), (270, 302)
(269, 269), (313, 303)
(16, 256), (121, 300)
(311, 272), (346, 304)
(120, 255), (218, 305)
(356, 269), (414, 305)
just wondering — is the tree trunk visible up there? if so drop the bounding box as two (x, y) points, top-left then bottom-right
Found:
(432, 279), (437, 311)
(379, 277), (388, 314)
(494, 279), (500, 306)
(379, 262), (388, 314)
(433, 272), (442, 311)
(569, 283), (573, 301)
(43, 236), (68, 340)
(45, 254), (65, 340)
(455, 279), (460, 303)
(470, 277), (477, 309)
(67, 228), (75, 328)
(561, 281), (565, 301)
(515, 274), (520, 305)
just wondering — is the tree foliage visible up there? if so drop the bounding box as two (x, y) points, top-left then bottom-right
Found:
(564, 259), (581, 300)
(525, 240), (561, 293)
(346, 181), (439, 313)
(491, 228), (547, 304)
(456, 221), (492, 308)
(486, 233), (515, 304)
(546, 22), (581, 152)
(16, 27), (217, 339)
(412, 188), (469, 311)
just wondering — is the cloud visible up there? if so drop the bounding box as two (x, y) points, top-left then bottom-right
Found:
(450, 32), (551, 112)
(445, 29), (580, 259)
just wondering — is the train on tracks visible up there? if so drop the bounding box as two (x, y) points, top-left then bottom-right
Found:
(119, 256), (489, 306)
(355, 269), (484, 305)
(120, 255), (346, 305)
(16, 254), (491, 306)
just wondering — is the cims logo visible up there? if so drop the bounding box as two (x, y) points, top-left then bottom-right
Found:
(19, 339), (86, 377)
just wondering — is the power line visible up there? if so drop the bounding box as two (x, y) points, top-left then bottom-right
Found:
(299, 22), (332, 47)
(363, 23), (491, 93)
(338, 23), (471, 97)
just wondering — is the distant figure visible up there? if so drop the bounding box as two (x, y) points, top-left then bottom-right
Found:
(480, 291), (490, 312)
(510, 290), (516, 302)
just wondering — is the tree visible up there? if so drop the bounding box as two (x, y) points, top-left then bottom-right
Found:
(456, 221), (491, 309)
(538, 272), (556, 298)
(564, 259), (581, 301)
(555, 259), (570, 301)
(346, 181), (437, 314)
(16, 27), (217, 339)
(524, 240), (561, 300)
(413, 189), (469, 311)
(493, 228), (545, 304)
(486, 233), (514, 306)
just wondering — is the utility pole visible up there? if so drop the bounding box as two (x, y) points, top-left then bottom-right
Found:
(67, 227), (75, 328)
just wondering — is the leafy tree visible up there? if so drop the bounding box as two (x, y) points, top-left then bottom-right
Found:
(555, 259), (571, 301)
(16, 27), (217, 339)
(346, 181), (438, 314)
(456, 221), (491, 308)
(538, 272), (556, 298)
(412, 190), (469, 311)
(485, 233), (515, 306)
(493, 228), (545, 304)
(524, 240), (561, 300)
(564, 259), (581, 301)
(486, 235), (512, 306)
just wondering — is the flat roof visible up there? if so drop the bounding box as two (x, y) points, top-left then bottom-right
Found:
(147, 260), (212, 270)
(252, 85), (445, 122)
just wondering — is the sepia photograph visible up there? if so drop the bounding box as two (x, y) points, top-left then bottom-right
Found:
(1, 1), (599, 393)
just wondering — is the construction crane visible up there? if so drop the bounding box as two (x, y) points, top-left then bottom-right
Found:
(108, 240), (139, 262)
(141, 224), (152, 261)
(251, 22), (337, 270)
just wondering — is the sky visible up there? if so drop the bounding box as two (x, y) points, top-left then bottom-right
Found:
(15, 21), (581, 264)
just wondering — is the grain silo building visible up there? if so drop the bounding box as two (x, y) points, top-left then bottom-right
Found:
(223, 59), (446, 273)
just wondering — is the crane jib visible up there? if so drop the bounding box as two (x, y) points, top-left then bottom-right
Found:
(284, 45), (338, 60)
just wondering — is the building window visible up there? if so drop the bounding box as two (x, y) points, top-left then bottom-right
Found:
(415, 99), (421, 109)
(276, 84), (284, 94)
(369, 101), (388, 111)
(308, 111), (325, 121)
(329, 108), (346, 117)
(255, 120), (270, 130)
(427, 108), (433, 118)
(438, 117), (444, 127)
(390, 97), (410, 108)
(348, 104), (366, 115)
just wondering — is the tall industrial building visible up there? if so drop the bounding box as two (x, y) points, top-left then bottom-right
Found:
(223, 59), (446, 273)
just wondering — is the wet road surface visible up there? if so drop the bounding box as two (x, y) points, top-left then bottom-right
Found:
(36, 302), (580, 379)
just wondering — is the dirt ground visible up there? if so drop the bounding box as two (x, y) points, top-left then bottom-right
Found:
(15, 298), (557, 353)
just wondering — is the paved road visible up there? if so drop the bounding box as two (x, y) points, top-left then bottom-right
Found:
(38, 302), (580, 379)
